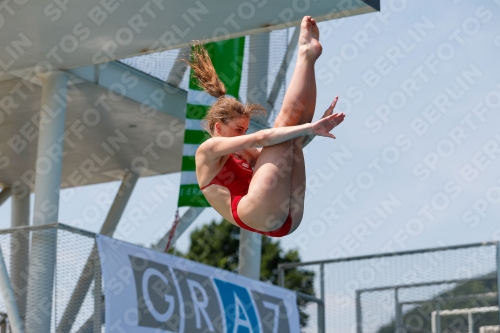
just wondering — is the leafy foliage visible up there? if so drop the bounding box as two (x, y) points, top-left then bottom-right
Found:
(175, 219), (316, 327)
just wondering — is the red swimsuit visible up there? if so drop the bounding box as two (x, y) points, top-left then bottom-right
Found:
(200, 154), (292, 237)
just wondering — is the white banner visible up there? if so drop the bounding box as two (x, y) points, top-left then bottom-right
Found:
(96, 234), (300, 333)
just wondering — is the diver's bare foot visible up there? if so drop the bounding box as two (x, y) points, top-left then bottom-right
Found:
(310, 17), (320, 42)
(298, 16), (322, 61)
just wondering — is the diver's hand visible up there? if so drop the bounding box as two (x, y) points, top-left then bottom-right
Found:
(311, 112), (345, 139)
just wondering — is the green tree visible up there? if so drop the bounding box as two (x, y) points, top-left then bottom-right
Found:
(174, 218), (316, 327)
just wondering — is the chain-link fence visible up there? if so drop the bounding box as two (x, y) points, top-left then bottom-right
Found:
(1, 222), (315, 333)
(278, 242), (500, 333)
(0, 223), (101, 333)
(5, 224), (496, 333)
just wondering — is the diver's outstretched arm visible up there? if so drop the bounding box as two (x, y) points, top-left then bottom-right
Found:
(198, 110), (344, 160)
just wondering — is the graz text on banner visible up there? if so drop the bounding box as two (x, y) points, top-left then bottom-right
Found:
(96, 234), (300, 333)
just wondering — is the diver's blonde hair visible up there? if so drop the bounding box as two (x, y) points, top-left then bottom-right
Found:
(184, 41), (266, 134)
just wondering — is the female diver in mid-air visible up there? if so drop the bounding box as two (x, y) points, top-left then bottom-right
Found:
(190, 16), (345, 237)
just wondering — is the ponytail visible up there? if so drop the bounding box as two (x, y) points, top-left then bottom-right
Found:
(183, 41), (267, 135)
(184, 41), (226, 98)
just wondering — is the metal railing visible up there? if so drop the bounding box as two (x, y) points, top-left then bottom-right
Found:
(278, 261), (326, 332)
(278, 241), (500, 333)
(0, 223), (101, 333)
(3, 222), (500, 333)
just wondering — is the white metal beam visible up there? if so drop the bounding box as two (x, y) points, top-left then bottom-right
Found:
(432, 306), (499, 333)
(238, 230), (262, 280)
(497, 243), (500, 326)
(1, 0), (379, 73)
(93, 249), (102, 333)
(434, 306), (499, 315)
(10, 184), (30, 319)
(68, 61), (187, 120)
(25, 71), (68, 333)
(100, 172), (139, 236)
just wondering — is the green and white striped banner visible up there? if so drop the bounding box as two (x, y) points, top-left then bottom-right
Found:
(178, 38), (245, 207)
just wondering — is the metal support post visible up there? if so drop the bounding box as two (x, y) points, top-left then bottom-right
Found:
(399, 303), (404, 332)
(436, 303), (441, 333)
(497, 242), (500, 327)
(25, 71), (68, 333)
(277, 266), (285, 288)
(395, 288), (401, 332)
(355, 291), (362, 333)
(0, 247), (24, 333)
(10, 184), (30, 319)
(468, 311), (473, 333)
(318, 263), (325, 333)
(57, 172), (137, 333)
(93, 249), (102, 333)
(238, 229), (262, 280)
(432, 311), (436, 333)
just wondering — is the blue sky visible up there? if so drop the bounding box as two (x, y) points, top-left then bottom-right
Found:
(294, 0), (500, 261)
(1, 0), (499, 264)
